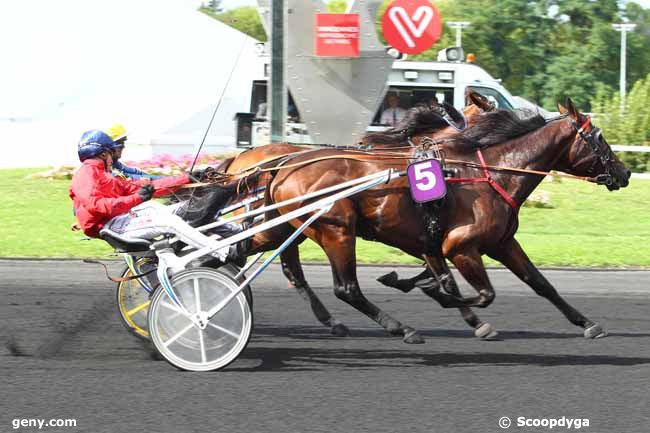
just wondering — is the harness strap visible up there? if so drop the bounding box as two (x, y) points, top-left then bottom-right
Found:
(83, 259), (156, 283)
(576, 116), (591, 134)
(446, 149), (519, 212)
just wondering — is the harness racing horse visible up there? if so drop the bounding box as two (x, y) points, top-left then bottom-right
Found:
(216, 94), (497, 338)
(243, 98), (630, 343)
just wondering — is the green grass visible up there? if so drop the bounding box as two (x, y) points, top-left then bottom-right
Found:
(1, 168), (649, 267)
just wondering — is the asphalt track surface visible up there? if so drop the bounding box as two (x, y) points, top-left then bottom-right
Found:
(1, 260), (649, 433)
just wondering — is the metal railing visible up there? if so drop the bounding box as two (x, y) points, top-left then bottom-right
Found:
(611, 145), (650, 153)
(610, 145), (650, 179)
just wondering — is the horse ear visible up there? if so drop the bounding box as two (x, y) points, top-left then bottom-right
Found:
(466, 88), (493, 112)
(557, 102), (567, 114)
(566, 97), (580, 119)
(465, 88), (477, 106)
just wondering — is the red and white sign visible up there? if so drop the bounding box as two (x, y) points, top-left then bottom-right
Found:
(382, 0), (442, 55)
(315, 13), (360, 57)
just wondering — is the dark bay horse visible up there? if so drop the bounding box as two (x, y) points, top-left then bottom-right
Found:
(246, 99), (630, 343)
(218, 97), (496, 337)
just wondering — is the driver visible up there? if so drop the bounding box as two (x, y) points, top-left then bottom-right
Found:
(69, 130), (213, 238)
(70, 130), (248, 265)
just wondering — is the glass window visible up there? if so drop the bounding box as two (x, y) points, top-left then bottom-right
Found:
(249, 81), (301, 122)
(467, 86), (513, 110)
(372, 86), (454, 126)
(250, 81), (267, 116)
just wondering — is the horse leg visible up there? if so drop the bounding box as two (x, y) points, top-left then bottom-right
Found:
(375, 247), (496, 337)
(417, 254), (499, 340)
(489, 238), (607, 339)
(280, 243), (350, 336)
(315, 224), (424, 344)
(376, 268), (431, 293)
(248, 223), (348, 335)
(445, 247), (497, 308)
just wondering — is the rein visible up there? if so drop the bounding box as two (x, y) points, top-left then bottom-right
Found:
(446, 149), (519, 211)
(178, 148), (600, 193)
(179, 115), (607, 212)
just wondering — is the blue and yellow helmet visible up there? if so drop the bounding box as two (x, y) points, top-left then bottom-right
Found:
(77, 130), (115, 162)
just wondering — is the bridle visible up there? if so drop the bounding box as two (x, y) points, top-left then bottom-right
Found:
(570, 116), (616, 186)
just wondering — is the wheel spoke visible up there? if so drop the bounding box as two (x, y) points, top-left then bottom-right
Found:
(161, 300), (185, 315)
(198, 328), (207, 363)
(193, 278), (201, 314)
(163, 322), (195, 348)
(125, 300), (150, 317)
(207, 321), (240, 339)
(161, 300), (189, 321)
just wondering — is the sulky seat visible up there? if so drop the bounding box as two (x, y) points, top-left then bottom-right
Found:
(99, 228), (152, 253)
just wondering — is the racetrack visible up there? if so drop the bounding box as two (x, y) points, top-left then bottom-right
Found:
(1, 260), (649, 433)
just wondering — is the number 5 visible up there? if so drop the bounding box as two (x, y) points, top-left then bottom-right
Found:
(414, 161), (436, 191)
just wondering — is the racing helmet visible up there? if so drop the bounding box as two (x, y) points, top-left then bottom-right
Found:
(77, 130), (115, 162)
(106, 123), (127, 149)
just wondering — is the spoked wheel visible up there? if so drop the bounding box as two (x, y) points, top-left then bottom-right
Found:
(148, 267), (253, 371)
(116, 257), (158, 340)
(217, 263), (253, 309)
(116, 258), (252, 341)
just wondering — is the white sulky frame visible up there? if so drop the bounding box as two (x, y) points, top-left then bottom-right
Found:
(154, 168), (401, 330)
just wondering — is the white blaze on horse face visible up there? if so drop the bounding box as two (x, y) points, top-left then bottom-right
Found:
(388, 6), (435, 48)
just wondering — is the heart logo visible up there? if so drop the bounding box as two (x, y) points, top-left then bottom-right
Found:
(388, 6), (434, 48)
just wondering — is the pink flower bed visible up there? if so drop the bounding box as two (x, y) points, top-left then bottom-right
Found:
(122, 153), (223, 176)
(29, 153), (228, 180)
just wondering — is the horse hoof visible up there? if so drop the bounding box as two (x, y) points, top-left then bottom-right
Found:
(584, 323), (608, 339)
(331, 323), (350, 337)
(403, 329), (425, 344)
(377, 271), (399, 288)
(474, 323), (500, 340)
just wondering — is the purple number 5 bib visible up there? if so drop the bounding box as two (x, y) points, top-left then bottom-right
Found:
(407, 159), (447, 203)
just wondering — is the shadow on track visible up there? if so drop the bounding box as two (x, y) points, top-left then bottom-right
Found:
(253, 325), (650, 341)
(230, 346), (650, 372)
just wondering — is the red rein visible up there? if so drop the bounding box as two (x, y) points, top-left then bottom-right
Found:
(446, 149), (519, 212)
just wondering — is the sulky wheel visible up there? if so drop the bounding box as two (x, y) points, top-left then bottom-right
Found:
(148, 267), (253, 371)
(217, 262), (253, 309)
(116, 257), (159, 340)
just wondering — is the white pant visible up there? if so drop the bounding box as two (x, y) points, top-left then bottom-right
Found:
(104, 202), (229, 261)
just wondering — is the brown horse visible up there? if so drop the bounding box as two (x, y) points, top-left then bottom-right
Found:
(245, 99), (630, 343)
(218, 94), (496, 337)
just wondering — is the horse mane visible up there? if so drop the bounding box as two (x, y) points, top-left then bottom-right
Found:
(441, 102), (467, 131)
(448, 108), (547, 152)
(214, 156), (234, 173)
(363, 104), (450, 144)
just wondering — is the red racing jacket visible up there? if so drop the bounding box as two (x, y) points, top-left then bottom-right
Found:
(69, 159), (190, 237)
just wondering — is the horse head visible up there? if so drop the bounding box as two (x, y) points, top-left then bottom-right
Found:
(557, 98), (630, 191)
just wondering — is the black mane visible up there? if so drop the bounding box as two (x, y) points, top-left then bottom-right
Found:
(448, 108), (547, 151)
(363, 104), (451, 144)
